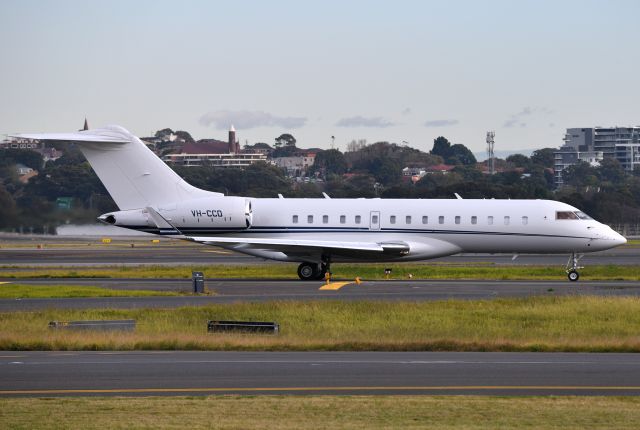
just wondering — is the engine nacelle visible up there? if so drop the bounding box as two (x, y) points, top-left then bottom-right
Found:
(98, 196), (253, 231)
(167, 196), (252, 229)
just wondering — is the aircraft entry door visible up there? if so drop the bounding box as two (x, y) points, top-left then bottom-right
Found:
(370, 211), (380, 230)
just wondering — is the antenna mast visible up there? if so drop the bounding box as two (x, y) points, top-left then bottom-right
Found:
(486, 131), (495, 175)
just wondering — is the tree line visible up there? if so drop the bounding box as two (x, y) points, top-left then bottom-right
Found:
(1, 137), (639, 233)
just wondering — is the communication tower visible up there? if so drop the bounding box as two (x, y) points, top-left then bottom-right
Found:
(486, 131), (495, 175)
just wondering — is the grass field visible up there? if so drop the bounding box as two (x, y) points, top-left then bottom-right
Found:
(2, 263), (640, 280)
(0, 284), (182, 299)
(2, 296), (640, 352)
(1, 395), (639, 429)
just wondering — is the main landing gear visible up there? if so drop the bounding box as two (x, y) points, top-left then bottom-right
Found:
(297, 256), (331, 281)
(566, 252), (584, 282)
(297, 262), (327, 281)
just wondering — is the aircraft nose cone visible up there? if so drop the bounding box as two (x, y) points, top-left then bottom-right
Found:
(613, 231), (627, 246)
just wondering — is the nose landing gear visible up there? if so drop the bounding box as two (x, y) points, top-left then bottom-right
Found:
(566, 252), (584, 282)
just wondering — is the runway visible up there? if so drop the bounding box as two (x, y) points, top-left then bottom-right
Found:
(1, 238), (638, 266)
(2, 278), (640, 310)
(1, 351), (640, 396)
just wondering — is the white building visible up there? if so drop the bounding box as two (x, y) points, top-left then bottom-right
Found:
(272, 154), (316, 176)
(162, 153), (267, 167)
(554, 126), (640, 187)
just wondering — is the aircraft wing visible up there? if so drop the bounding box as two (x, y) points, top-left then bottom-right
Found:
(188, 236), (390, 252)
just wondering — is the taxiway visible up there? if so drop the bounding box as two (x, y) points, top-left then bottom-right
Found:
(1, 351), (639, 397)
(1, 278), (640, 310)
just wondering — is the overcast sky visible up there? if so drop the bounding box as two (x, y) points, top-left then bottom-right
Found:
(1, 0), (638, 153)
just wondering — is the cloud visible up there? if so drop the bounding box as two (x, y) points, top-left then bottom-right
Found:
(199, 110), (307, 130)
(401, 107), (412, 115)
(503, 106), (554, 128)
(335, 116), (395, 128)
(424, 119), (459, 127)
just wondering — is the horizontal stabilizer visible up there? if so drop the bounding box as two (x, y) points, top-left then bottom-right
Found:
(11, 130), (130, 144)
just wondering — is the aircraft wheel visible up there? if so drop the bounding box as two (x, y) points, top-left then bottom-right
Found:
(297, 263), (318, 281)
(567, 270), (579, 282)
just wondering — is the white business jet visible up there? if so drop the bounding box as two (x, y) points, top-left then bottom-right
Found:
(14, 125), (626, 281)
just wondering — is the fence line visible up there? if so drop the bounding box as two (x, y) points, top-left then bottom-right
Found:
(611, 224), (640, 239)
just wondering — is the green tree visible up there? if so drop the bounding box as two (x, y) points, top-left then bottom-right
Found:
(506, 153), (531, 169)
(0, 182), (17, 228)
(530, 148), (556, 168)
(310, 149), (347, 178)
(0, 149), (44, 170)
(274, 133), (296, 148)
(371, 158), (401, 185)
(562, 161), (599, 188)
(597, 158), (626, 184)
(174, 130), (195, 144)
(448, 143), (476, 165)
(431, 136), (452, 158)
(155, 128), (174, 137)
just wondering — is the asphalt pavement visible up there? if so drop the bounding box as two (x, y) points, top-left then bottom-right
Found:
(1, 239), (638, 266)
(1, 351), (639, 397)
(2, 278), (640, 310)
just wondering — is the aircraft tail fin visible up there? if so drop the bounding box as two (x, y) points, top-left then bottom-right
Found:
(12, 125), (220, 210)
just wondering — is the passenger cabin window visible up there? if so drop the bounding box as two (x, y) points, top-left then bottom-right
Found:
(372, 215), (378, 224)
(307, 215), (314, 224)
(556, 211), (580, 220)
(471, 216), (477, 225)
(390, 215), (396, 224)
(322, 215), (329, 224)
(504, 216), (510, 225)
(488, 216), (494, 225)
(455, 216), (461, 225)
(522, 216), (528, 225)
(422, 216), (428, 224)
(439, 216), (444, 224)
(292, 215), (298, 224)
(340, 215), (346, 224)
(355, 215), (361, 224)
(406, 216), (412, 224)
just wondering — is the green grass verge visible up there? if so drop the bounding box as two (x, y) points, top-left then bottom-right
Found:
(2, 263), (640, 280)
(0, 284), (181, 299)
(1, 396), (639, 429)
(2, 296), (640, 351)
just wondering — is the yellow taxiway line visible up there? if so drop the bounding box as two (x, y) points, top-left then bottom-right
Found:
(1, 386), (640, 395)
(319, 282), (353, 291)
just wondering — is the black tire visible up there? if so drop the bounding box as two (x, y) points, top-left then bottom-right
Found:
(567, 270), (579, 282)
(297, 263), (318, 280)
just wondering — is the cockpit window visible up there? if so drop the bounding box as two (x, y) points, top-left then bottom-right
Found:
(575, 211), (592, 220)
(556, 211), (579, 220)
